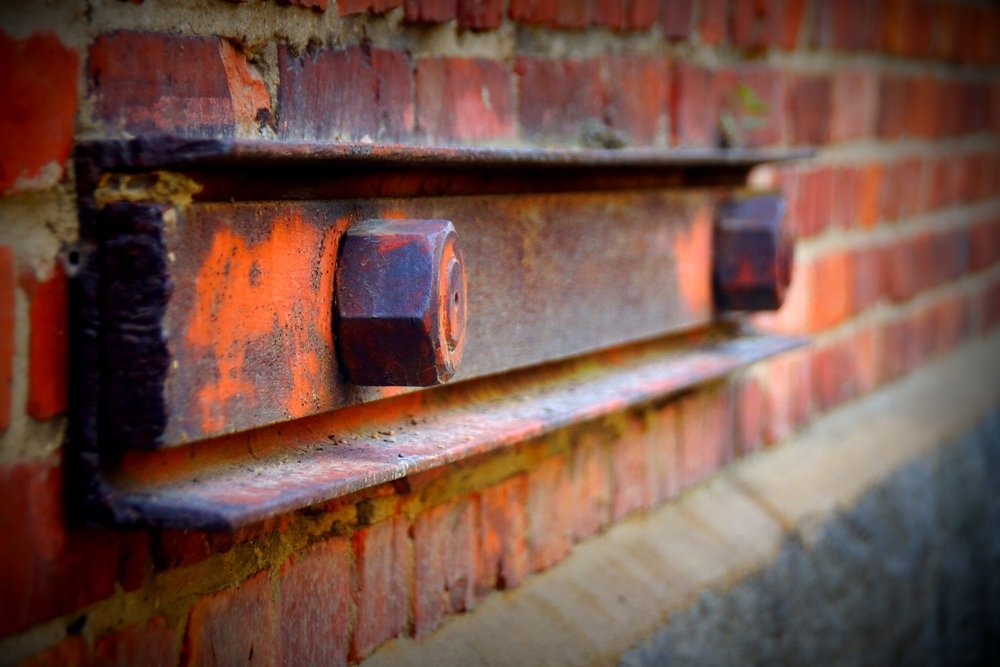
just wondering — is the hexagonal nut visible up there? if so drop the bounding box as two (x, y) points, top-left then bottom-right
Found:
(713, 194), (794, 311)
(336, 219), (467, 386)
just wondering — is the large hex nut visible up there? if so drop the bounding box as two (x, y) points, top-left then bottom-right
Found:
(336, 219), (467, 386)
(713, 194), (794, 312)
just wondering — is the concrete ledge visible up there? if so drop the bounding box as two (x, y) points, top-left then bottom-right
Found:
(363, 333), (1000, 667)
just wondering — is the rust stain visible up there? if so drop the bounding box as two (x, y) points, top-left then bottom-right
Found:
(184, 211), (338, 434)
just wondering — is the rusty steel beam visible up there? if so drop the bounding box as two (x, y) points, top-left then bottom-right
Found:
(102, 329), (804, 530)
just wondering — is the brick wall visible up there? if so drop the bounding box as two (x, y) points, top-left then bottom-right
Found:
(1, 0), (998, 664)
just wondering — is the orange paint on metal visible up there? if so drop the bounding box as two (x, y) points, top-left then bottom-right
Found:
(184, 211), (338, 434)
(675, 204), (713, 315)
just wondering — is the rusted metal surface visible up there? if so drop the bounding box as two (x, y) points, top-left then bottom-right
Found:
(337, 219), (467, 386)
(103, 328), (804, 530)
(93, 191), (715, 449)
(714, 194), (794, 311)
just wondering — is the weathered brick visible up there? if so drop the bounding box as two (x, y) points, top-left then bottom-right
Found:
(89, 32), (267, 137)
(0, 464), (147, 636)
(594, 0), (627, 30)
(605, 55), (667, 146)
(552, 0), (591, 28)
(858, 163), (883, 228)
(517, 57), (604, 143)
(660, 0), (694, 40)
(830, 69), (876, 142)
(185, 570), (276, 666)
(735, 376), (765, 455)
(277, 0), (328, 11)
(731, 0), (800, 50)
(762, 350), (812, 443)
(794, 167), (834, 237)
(811, 341), (855, 412)
(671, 64), (730, 147)
(458, 0), (504, 29)
(907, 76), (939, 139)
(876, 75), (908, 140)
(571, 431), (611, 541)
(625, 0), (659, 30)
(853, 327), (880, 397)
(477, 474), (528, 595)
(611, 417), (652, 520)
(413, 498), (476, 638)
(646, 403), (681, 503)
(415, 58), (514, 142)
(787, 74), (831, 146)
(278, 45), (413, 141)
(820, 0), (882, 52)
(351, 516), (410, 660)
(733, 65), (787, 147)
(20, 264), (68, 420)
(831, 166), (861, 229)
(525, 455), (573, 572)
(0, 247), (12, 430)
(884, 240), (920, 304)
(808, 252), (852, 331)
(93, 617), (178, 667)
(339, 0), (404, 14)
(279, 538), (352, 666)
(699, 0), (728, 45)
(405, 0), (456, 22)
(0, 31), (77, 195)
(852, 246), (883, 314)
(678, 387), (732, 488)
(509, 0), (558, 24)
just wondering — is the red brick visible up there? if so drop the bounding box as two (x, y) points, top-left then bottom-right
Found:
(20, 264), (68, 420)
(787, 74), (831, 146)
(277, 45), (413, 141)
(807, 252), (852, 331)
(731, 0), (799, 50)
(763, 350), (812, 441)
(646, 402), (681, 503)
(593, 0), (627, 30)
(858, 163), (883, 228)
(185, 570), (276, 666)
(458, 0), (504, 29)
(907, 76), (939, 139)
(884, 239), (921, 304)
(853, 327), (880, 397)
(830, 70), (876, 142)
(793, 167), (833, 237)
(895, 158), (925, 221)
(984, 281), (1000, 332)
(818, 0), (883, 51)
(517, 57), (604, 143)
(876, 75), (908, 140)
(351, 516), (410, 660)
(552, 0), (591, 28)
(339, 0), (404, 13)
(831, 166), (862, 229)
(405, 0), (456, 22)
(0, 248), (12, 430)
(413, 498), (476, 638)
(415, 58), (514, 142)
(89, 32), (268, 137)
(93, 617), (178, 667)
(852, 246), (883, 314)
(661, 0), (694, 39)
(928, 296), (973, 357)
(278, 0), (328, 10)
(571, 431), (611, 541)
(605, 55), (668, 146)
(279, 538), (351, 666)
(509, 0), (557, 24)
(699, 0), (728, 45)
(219, 40), (271, 135)
(811, 341), (855, 412)
(735, 376), (765, 455)
(0, 31), (78, 195)
(477, 474), (528, 595)
(733, 65), (787, 147)
(611, 417), (651, 519)
(671, 64), (731, 147)
(970, 219), (1000, 273)
(678, 387), (732, 488)
(931, 229), (970, 286)
(525, 455), (573, 572)
(625, 0), (659, 29)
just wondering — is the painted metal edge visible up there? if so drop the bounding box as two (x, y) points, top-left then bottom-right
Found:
(75, 135), (814, 172)
(99, 330), (806, 531)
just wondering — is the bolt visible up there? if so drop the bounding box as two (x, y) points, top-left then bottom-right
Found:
(336, 219), (467, 386)
(713, 194), (794, 311)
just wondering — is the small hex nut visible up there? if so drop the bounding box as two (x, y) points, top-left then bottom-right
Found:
(714, 194), (794, 311)
(336, 219), (467, 386)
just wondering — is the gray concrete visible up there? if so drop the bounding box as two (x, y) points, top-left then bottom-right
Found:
(622, 409), (1000, 667)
